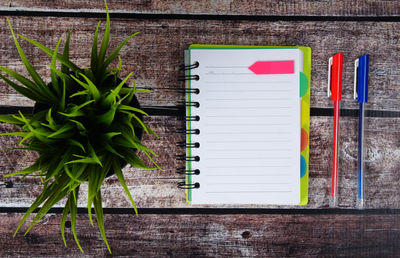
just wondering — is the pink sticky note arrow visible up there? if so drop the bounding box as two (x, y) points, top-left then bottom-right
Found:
(248, 60), (295, 75)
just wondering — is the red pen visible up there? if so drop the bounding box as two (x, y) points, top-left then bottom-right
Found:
(327, 52), (343, 207)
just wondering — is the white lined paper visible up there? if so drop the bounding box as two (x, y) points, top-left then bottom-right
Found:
(188, 48), (302, 204)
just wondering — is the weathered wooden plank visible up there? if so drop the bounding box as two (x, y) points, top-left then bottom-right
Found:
(0, 116), (185, 178)
(0, 17), (399, 110)
(1, 0), (400, 17)
(0, 213), (398, 256)
(0, 116), (185, 208)
(309, 116), (400, 209)
(1, 116), (399, 209)
(0, 16), (184, 107)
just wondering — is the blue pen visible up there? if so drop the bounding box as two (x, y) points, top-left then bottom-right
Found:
(354, 54), (369, 209)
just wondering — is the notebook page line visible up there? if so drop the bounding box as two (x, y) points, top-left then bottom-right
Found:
(205, 191), (293, 193)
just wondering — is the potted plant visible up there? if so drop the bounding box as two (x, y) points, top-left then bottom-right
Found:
(0, 0), (160, 253)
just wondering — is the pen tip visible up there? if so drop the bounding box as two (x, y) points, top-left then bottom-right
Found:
(329, 197), (337, 208)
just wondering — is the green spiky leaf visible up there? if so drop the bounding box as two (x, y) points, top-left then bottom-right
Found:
(113, 159), (138, 214)
(97, 0), (111, 72)
(7, 19), (47, 91)
(62, 30), (71, 74)
(18, 34), (82, 73)
(50, 38), (63, 96)
(102, 32), (140, 69)
(91, 21), (101, 73)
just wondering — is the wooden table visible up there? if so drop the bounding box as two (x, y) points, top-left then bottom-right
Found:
(0, 1), (399, 256)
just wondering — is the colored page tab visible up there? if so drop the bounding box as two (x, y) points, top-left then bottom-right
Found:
(248, 60), (295, 75)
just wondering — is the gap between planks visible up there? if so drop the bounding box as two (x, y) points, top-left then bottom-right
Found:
(2, 106), (400, 118)
(1, 207), (400, 215)
(0, 7), (400, 22)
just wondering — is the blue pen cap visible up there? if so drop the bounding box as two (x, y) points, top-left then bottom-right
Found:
(356, 54), (369, 103)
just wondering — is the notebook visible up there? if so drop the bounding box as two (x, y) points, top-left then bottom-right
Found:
(182, 44), (311, 205)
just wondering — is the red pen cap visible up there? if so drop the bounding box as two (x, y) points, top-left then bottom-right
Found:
(328, 52), (343, 101)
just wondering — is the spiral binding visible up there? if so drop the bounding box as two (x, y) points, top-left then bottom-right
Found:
(186, 115), (200, 121)
(174, 88), (200, 94)
(176, 155), (200, 162)
(178, 75), (200, 81)
(180, 61), (199, 71)
(176, 168), (200, 175)
(176, 60), (201, 190)
(176, 141), (200, 148)
(181, 101), (200, 108)
(175, 129), (200, 135)
(177, 182), (200, 189)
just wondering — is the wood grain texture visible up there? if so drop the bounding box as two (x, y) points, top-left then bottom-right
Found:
(0, 116), (186, 208)
(1, 0), (400, 17)
(0, 213), (398, 257)
(0, 2), (398, 256)
(0, 116), (185, 178)
(0, 17), (399, 110)
(2, 116), (399, 209)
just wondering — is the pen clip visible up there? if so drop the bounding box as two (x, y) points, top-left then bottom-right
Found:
(354, 58), (359, 100)
(327, 57), (333, 98)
